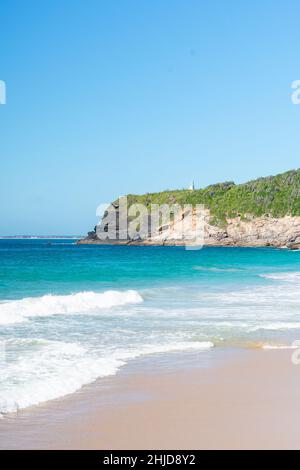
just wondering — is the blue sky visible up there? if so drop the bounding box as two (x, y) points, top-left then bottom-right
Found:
(0, 0), (300, 235)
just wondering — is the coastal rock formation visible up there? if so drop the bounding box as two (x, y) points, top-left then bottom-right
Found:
(79, 209), (300, 249)
(204, 213), (300, 249)
(79, 169), (300, 249)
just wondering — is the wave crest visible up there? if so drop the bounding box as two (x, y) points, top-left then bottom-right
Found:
(260, 272), (300, 281)
(0, 338), (213, 414)
(0, 290), (143, 325)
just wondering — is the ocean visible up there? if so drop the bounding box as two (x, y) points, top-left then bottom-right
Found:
(0, 239), (300, 414)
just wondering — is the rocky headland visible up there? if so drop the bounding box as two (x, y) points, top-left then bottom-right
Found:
(78, 169), (300, 250)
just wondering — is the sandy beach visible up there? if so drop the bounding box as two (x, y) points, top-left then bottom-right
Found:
(0, 348), (300, 450)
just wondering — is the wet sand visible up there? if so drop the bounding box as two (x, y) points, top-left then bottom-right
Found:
(1, 348), (300, 450)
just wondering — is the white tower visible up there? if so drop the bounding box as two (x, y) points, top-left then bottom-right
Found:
(188, 180), (195, 191)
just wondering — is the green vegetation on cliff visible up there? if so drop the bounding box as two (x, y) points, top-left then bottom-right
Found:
(125, 169), (300, 226)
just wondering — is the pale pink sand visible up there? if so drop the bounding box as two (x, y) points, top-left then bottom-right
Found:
(1, 349), (300, 449)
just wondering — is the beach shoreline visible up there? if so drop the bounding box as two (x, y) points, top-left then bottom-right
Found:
(76, 239), (299, 250)
(1, 347), (300, 450)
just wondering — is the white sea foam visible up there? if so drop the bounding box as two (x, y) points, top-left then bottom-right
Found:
(0, 338), (124, 414)
(0, 338), (213, 414)
(201, 283), (300, 307)
(260, 272), (300, 281)
(262, 344), (298, 350)
(193, 266), (242, 272)
(115, 341), (214, 361)
(3, 267), (300, 413)
(0, 290), (143, 325)
(250, 322), (300, 331)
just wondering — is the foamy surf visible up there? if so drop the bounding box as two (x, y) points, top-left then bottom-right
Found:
(262, 344), (298, 350)
(0, 338), (124, 414)
(115, 341), (214, 362)
(260, 272), (300, 281)
(2, 240), (300, 416)
(250, 322), (300, 331)
(0, 338), (213, 414)
(193, 266), (242, 272)
(0, 290), (143, 325)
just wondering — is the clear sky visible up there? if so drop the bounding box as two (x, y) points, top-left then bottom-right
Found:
(1, 0), (300, 235)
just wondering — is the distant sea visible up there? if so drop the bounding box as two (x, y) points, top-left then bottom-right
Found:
(0, 239), (300, 413)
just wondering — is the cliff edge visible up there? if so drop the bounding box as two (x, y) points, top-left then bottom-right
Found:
(78, 169), (300, 249)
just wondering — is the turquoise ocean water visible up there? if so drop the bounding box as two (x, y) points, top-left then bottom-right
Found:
(1, 239), (300, 413)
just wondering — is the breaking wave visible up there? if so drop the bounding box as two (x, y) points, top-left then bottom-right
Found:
(0, 290), (143, 325)
(260, 272), (300, 282)
(0, 338), (213, 414)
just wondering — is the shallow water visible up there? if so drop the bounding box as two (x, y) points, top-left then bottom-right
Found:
(1, 240), (300, 413)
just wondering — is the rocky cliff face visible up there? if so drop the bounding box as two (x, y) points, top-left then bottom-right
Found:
(78, 208), (300, 249)
(204, 213), (300, 249)
(79, 169), (300, 249)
